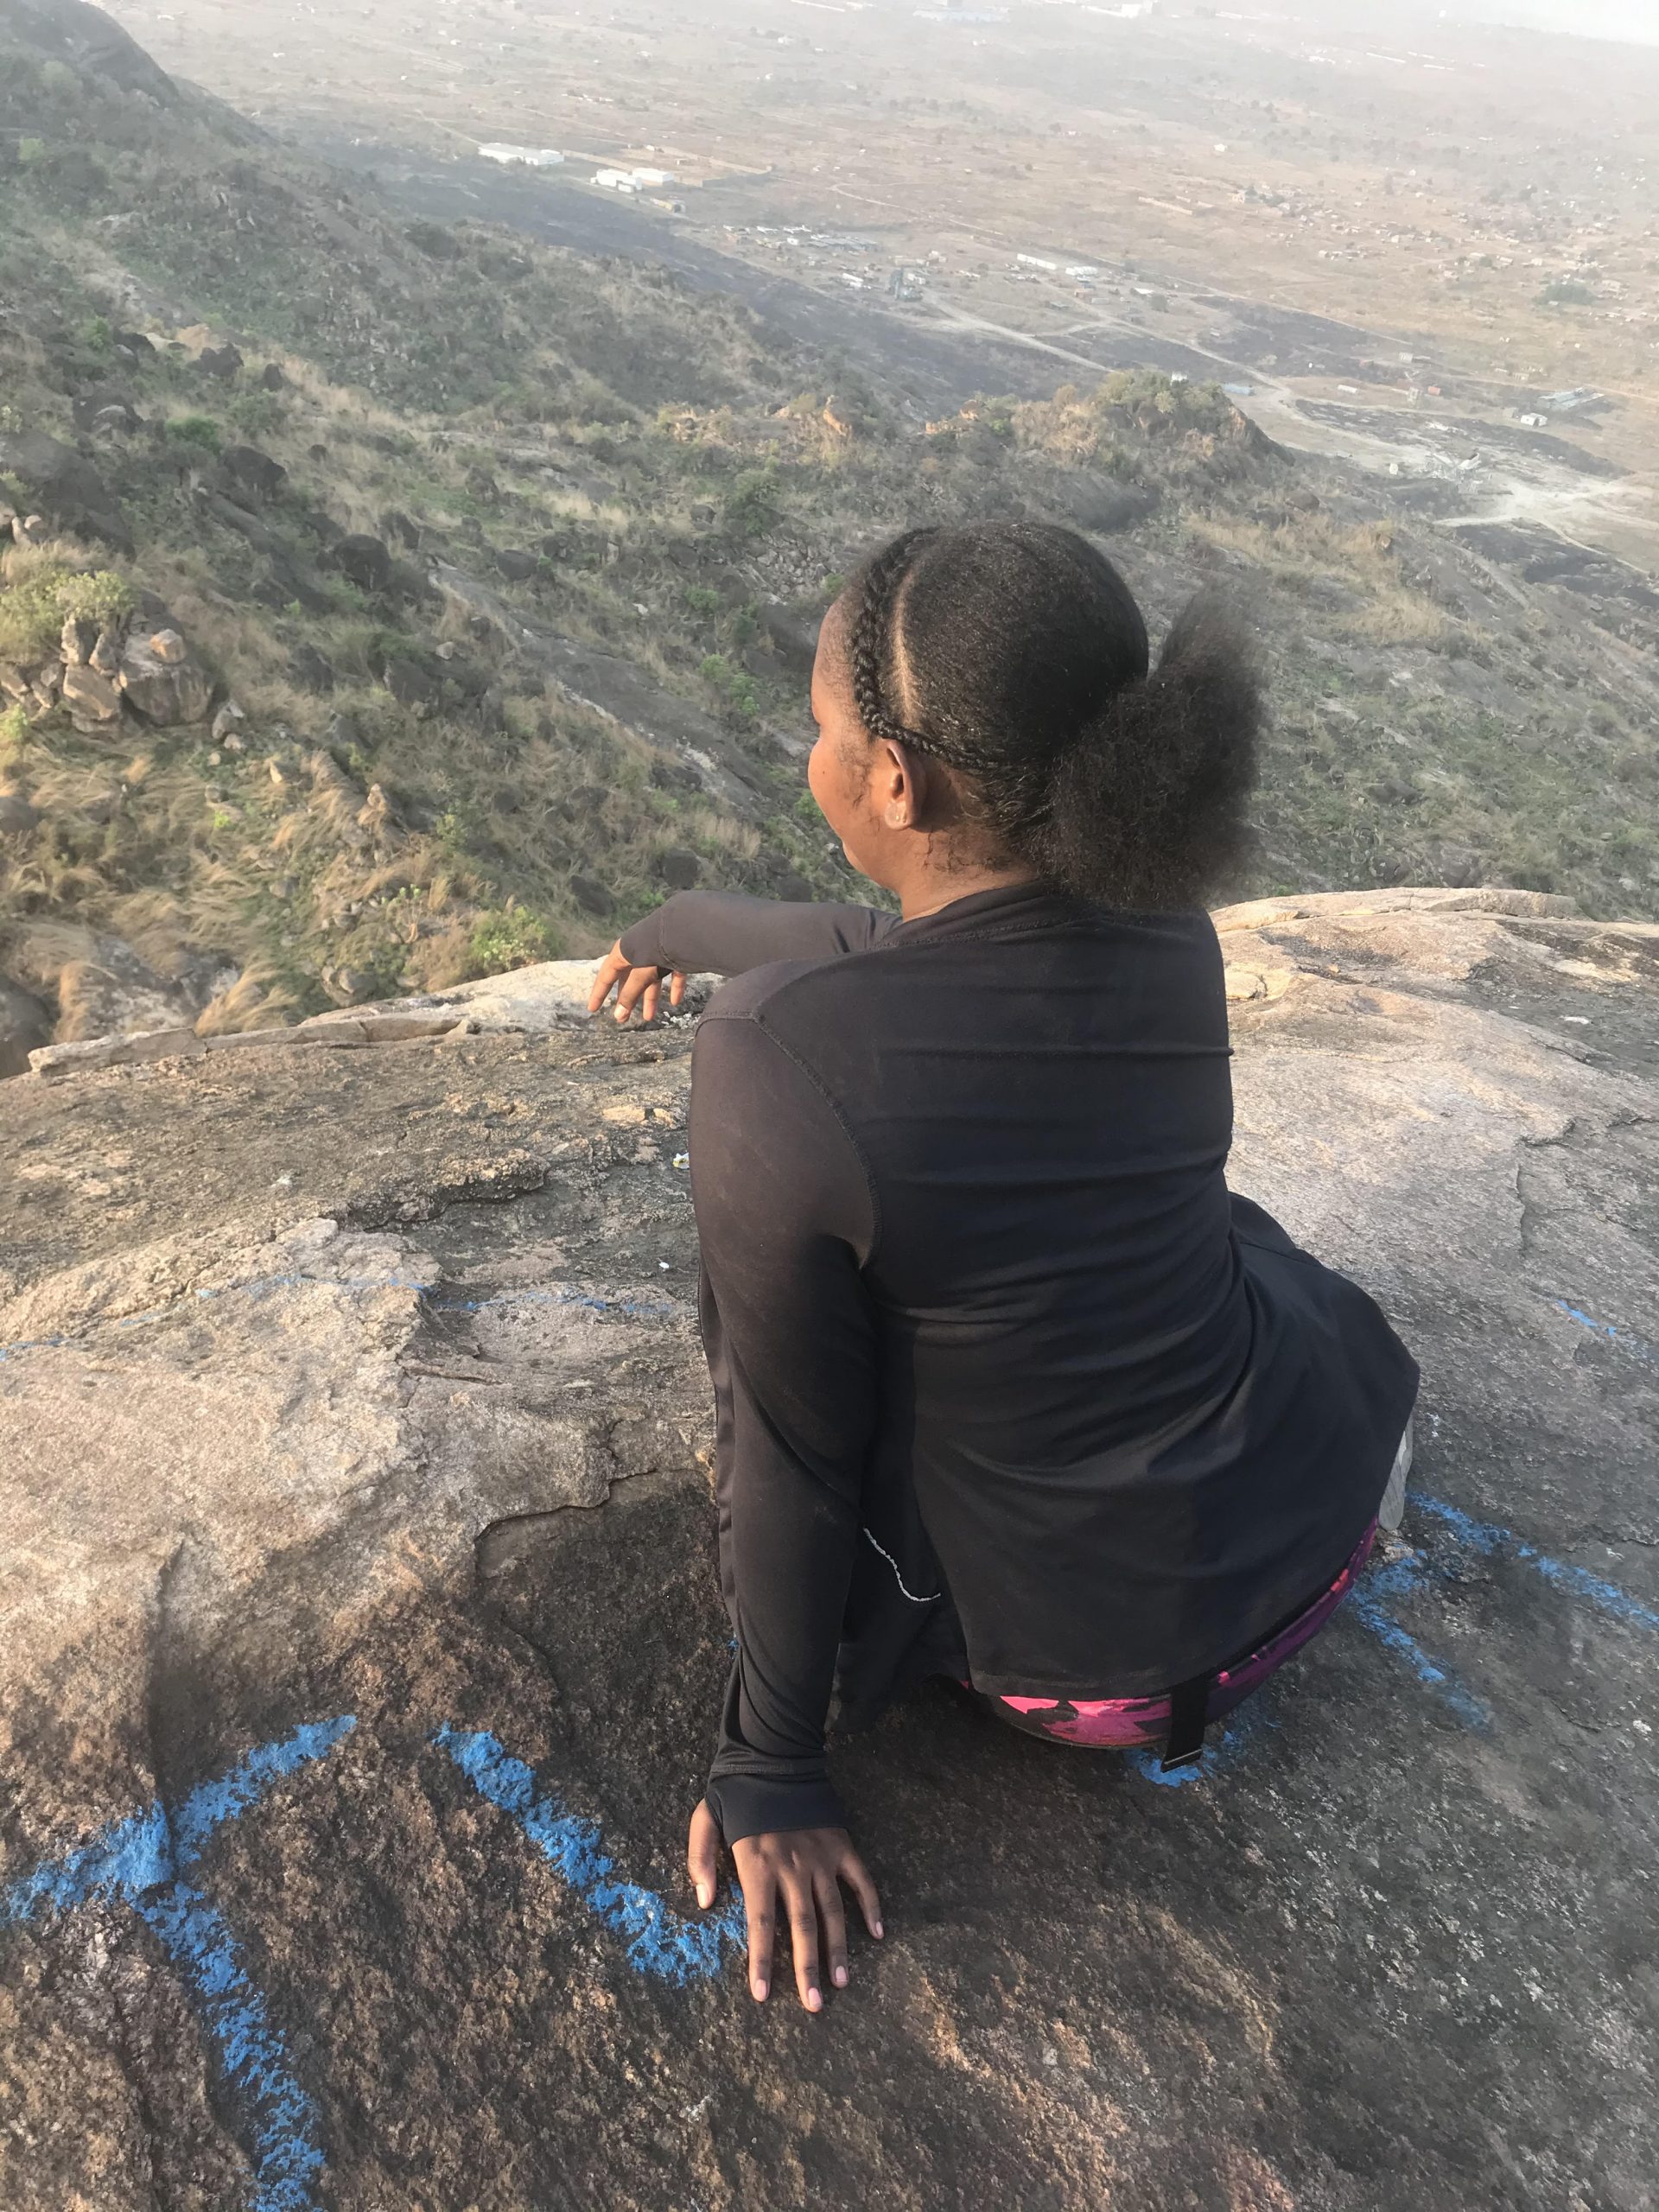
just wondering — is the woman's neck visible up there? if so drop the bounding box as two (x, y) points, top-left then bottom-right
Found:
(893, 858), (1044, 922)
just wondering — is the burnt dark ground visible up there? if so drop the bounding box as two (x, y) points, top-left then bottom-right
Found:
(2, 910), (1657, 2210)
(308, 142), (1069, 412)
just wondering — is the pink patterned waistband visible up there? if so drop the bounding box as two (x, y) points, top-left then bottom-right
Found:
(978, 1519), (1379, 1750)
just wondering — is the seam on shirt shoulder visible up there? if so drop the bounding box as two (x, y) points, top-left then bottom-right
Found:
(738, 1007), (884, 1271)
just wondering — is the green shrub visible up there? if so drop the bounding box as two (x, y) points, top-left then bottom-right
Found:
(467, 907), (556, 974)
(166, 415), (223, 454)
(226, 389), (283, 435)
(76, 315), (113, 356)
(697, 653), (758, 721)
(723, 468), (779, 538)
(0, 565), (134, 665)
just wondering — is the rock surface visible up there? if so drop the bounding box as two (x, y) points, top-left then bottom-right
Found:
(0, 428), (132, 553)
(1, 888), (1656, 2211)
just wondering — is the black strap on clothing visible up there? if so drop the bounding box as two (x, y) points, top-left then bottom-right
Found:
(1160, 1669), (1214, 1773)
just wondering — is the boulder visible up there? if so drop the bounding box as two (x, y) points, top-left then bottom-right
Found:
(116, 630), (213, 726)
(757, 598), (821, 674)
(24, 668), (60, 717)
(321, 964), (378, 1006)
(657, 846), (702, 890)
(113, 329), (157, 364)
(198, 342), (244, 382)
(1056, 472), (1161, 533)
(258, 362), (288, 391)
(220, 443), (288, 504)
(60, 613), (99, 666)
(0, 974), (50, 1079)
(569, 873), (613, 916)
(48, 934), (205, 1042)
(0, 890), (1656, 2209)
(381, 656), (439, 714)
(0, 429), (131, 552)
(495, 546), (540, 583)
(60, 662), (124, 726)
(333, 532), (392, 593)
(70, 389), (140, 435)
(0, 788), (41, 836)
(290, 643), (337, 693)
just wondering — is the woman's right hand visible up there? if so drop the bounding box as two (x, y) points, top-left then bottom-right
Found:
(687, 1799), (883, 2012)
(588, 940), (688, 1025)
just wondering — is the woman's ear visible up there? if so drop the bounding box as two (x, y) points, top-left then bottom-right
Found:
(880, 741), (929, 830)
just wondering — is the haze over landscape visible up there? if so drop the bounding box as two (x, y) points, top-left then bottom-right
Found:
(1, 0), (1656, 1059)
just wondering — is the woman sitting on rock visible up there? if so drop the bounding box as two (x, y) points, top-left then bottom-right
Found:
(590, 521), (1419, 2013)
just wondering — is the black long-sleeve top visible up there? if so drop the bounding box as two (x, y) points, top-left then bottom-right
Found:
(618, 886), (1419, 1842)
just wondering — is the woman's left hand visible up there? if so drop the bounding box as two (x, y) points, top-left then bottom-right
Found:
(687, 1798), (883, 2012)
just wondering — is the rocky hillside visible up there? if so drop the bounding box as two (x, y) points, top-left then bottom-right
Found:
(3, 0), (1659, 1076)
(1, 887), (1656, 2209)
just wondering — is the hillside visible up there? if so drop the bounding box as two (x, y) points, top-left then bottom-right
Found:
(3, 0), (1658, 1071)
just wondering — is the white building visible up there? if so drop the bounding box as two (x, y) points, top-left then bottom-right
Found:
(479, 143), (564, 169)
(594, 165), (678, 194)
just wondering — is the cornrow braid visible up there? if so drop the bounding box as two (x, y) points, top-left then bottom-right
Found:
(849, 525), (935, 752)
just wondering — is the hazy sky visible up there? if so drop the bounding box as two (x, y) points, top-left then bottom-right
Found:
(1434, 0), (1659, 39)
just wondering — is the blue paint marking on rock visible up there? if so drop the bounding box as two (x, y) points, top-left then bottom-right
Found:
(434, 1725), (747, 1980)
(1123, 1704), (1274, 1789)
(1, 1716), (356, 2212)
(132, 1881), (330, 2212)
(1415, 1491), (1659, 1634)
(1552, 1297), (1659, 1373)
(1348, 1560), (1491, 1729)
(2, 1715), (358, 1926)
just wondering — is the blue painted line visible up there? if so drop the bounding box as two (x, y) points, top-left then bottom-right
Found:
(2, 1717), (357, 1927)
(1551, 1299), (1659, 1372)
(2, 1716), (356, 2212)
(1124, 1702), (1274, 1788)
(1415, 1494), (1659, 1633)
(435, 1726), (745, 1983)
(1349, 1560), (1492, 1729)
(133, 1882), (327, 2212)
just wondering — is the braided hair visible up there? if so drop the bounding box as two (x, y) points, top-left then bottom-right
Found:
(841, 520), (1260, 909)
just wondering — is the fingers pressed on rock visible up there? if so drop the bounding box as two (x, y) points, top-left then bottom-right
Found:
(686, 1803), (719, 1910)
(746, 1897), (775, 2001)
(815, 1869), (849, 1990)
(786, 1886), (823, 2012)
(842, 1849), (884, 1940)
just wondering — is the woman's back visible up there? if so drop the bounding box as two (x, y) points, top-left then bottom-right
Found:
(681, 882), (1415, 1755)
